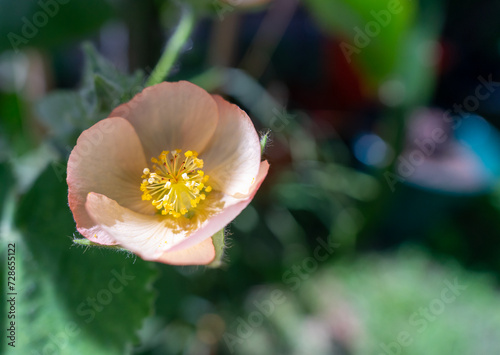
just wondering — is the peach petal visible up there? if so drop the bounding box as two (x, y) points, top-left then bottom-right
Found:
(67, 118), (153, 244)
(85, 193), (189, 260)
(167, 160), (269, 253)
(201, 95), (261, 196)
(155, 237), (215, 265)
(109, 81), (219, 159)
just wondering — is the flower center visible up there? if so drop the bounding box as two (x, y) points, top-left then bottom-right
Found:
(140, 149), (212, 218)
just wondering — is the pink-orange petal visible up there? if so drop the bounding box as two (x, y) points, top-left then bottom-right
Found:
(201, 95), (261, 196)
(67, 117), (153, 244)
(85, 193), (189, 260)
(167, 160), (269, 253)
(109, 81), (219, 159)
(155, 237), (215, 265)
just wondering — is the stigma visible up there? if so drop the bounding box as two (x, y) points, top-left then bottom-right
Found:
(140, 149), (212, 218)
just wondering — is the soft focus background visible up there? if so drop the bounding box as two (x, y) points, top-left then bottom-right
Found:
(2, 0), (500, 354)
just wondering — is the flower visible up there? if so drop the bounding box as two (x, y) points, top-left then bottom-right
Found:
(67, 81), (269, 265)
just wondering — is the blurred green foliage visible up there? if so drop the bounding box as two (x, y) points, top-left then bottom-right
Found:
(225, 248), (500, 355)
(2, 163), (157, 354)
(37, 43), (145, 149)
(0, 0), (113, 52)
(304, 0), (417, 89)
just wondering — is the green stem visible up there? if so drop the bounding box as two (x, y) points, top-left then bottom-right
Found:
(146, 4), (196, 86)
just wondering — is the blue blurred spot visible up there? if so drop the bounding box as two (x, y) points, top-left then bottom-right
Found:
(455, 115), (500, 177)
(353, 133), (392, 168)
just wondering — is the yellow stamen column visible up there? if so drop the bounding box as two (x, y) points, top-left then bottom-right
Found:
(140, 149), (212, 218)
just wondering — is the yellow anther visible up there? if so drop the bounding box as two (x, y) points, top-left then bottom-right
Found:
(205, 186), (212, 192)
(140, 149), (210, 218)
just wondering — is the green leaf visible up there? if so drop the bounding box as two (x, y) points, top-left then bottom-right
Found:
(81, 43), (145, 100)
(36, 43), (145, 148)
(303, 0), (417, 88)
(93, 73), (124, 112)
(37, 90), (89, 133)
(0, 91), (36, 154)
(389, 3), (444, 107)
(0, 162), (14, 220)
(10, 165), (157, 354)
(10, 142), (60, 193)
(81, 43), (144, 95)
(207, 229), (226, 268)
(0, 0), (113, 52)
